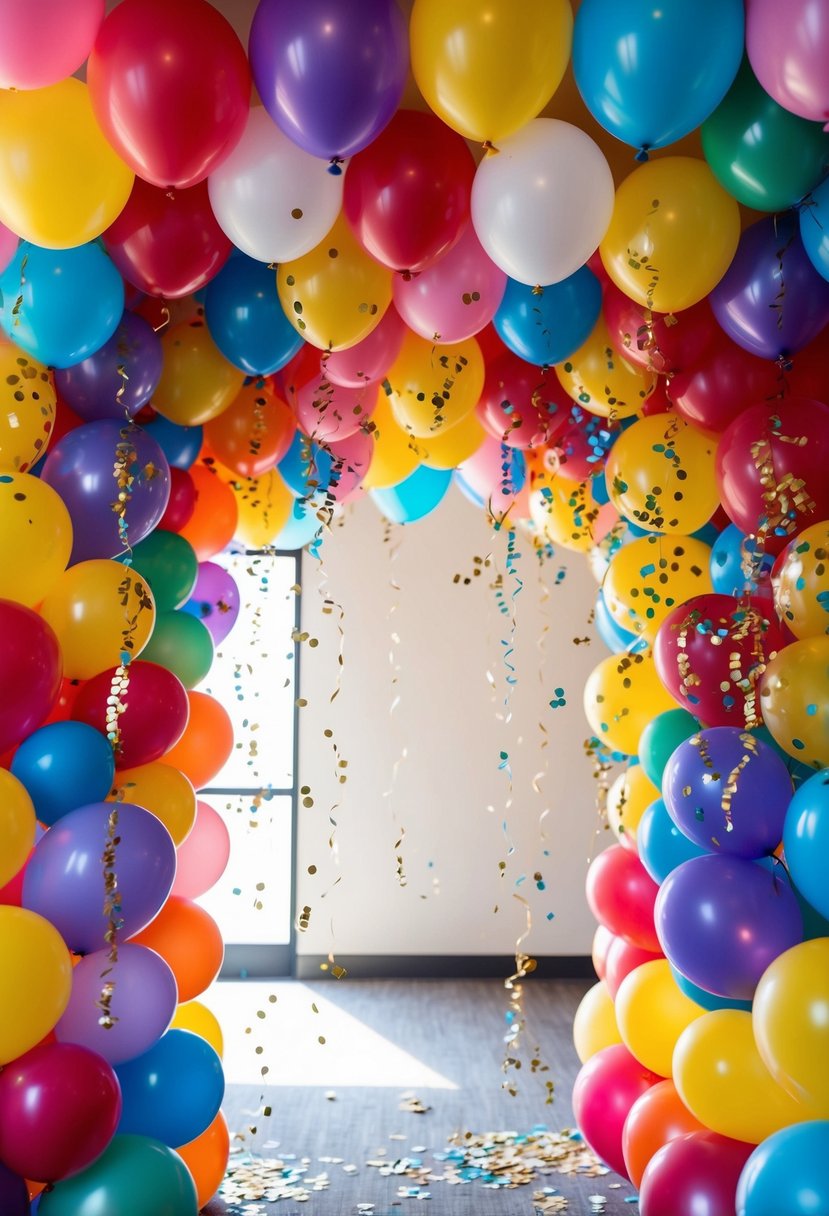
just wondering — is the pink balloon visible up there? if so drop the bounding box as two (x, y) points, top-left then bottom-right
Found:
(477, 353), (570, 450)
(572, 1044), (661, 1179)
(325, 429), (373, 503)
(585, 845), (661, 952)
(0, 220), (17, 277)
(393, 223), (507, 345)
(293, 376), (378, 443)
(604, 936), (663, 1000)
(172, 799), (230, 899)
(457, 435), (522, 517)
(323, 307), (406, 389)
(0, 0), (104, 89)
(747, 0), (829, 126)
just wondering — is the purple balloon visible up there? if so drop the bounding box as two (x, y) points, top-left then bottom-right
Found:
(56, 944), (178, 1065)
(655, 854), (803, 1000)
(41, 420), (171, 563)
(181, 560), (240, 645)
(0, 1163), (29, 1216)
(662, 727), (794, 859)
(248, 0), (408, 160)
(710, 213), (829, 359)
(55, 312), (163, 423)
(22, 802), (176, 955)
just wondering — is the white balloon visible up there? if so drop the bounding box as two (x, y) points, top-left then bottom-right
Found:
(208, 107), (345, 264)
(471, 118), (614, 287)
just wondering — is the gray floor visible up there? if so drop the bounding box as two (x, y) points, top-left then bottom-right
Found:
(207, 978), (636, 1214)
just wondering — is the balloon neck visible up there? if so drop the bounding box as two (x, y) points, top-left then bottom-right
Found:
(531, 284), (543, 297)
(635, 146), (650, 163)
(327, 158), (344, 176)
(165, 188), (176, 201)
(482, 140), (501, 157)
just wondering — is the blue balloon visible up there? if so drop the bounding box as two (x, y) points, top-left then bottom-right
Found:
(278, 429), (333, 499)
(11, 722), (115, 827)
(710, 523), (775, 595)
(637, 797), (707, 885)
(800, 174), (829, 283)
(205, 253), (304, 376)
(573, 0), (744, 155)
(140, 415), (203, 470)
(371, 464), (453, 524)
(0, 242), (124, 368)
(783, 768), (829, 922)
(737, 1121), (829, 1216)
(594, 588), (639, 654)
(493, 267), (602, 366)
(670, 964), (752, 1013)
(115, 1029), (224, 1148)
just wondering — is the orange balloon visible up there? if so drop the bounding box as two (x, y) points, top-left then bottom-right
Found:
(176, 1110), (230, 1208)
(178, 463), (239, 560)
(130, 896), (223, 1002)
(163, 691), (233, 791)
(622, 1078), (706, 1189)
(204, 378), (296, 478)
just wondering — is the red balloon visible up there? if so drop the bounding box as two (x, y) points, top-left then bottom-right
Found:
(158, 467), (197, 532)
(638, 1130), (754, 1216)
(585, 845), (660, 952)
(640, 377), (673, 417)
(87, 0), (250, 189)
(39, 678), (82, 728)
(343, 110), (475, 273)
(604, 284), (717, 375)
(477, 352), (570, 450)
(0, 1042), (121, 1182)
(604, 936), (663, 1000)
(716, 398), (829, 552)
(71, 660), (189, 768)
(572, 1044), (661, 1179)
(0, 602), (62, 754)
(786, 325), (829, 402)
(103, 178), (232, 299)
(671, 327), (787, 432)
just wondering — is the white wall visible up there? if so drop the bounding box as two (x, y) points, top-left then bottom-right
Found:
(294, 485), (607, 959)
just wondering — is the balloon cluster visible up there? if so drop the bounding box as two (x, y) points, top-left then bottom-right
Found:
(1, 0), (829, 1211)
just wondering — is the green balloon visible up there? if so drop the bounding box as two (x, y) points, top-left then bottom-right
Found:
(128, 530), (198, 614)
(39, 1134), (197, 1216)
(702, 57), (829, 212)
(638, 708), (699, 786)
(141, 609), (214, 689)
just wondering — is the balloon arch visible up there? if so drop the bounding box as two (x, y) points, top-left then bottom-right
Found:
(0, 1), (828, 1213)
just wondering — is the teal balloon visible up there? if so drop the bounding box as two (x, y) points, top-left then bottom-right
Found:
(801, 173), (829, 283)
(783, 769), (829, 922)
(140, 610), (214, 689)
(371, 464), (452, 524)
(0, 242), (124, 368)
(128, 531), (198, 613)
(737, 1121), (829, 1216)
(638, 708), (699, 786)
(38, 1135), (197, 1216)
(115, 1030), (224, 1147)
(573, 0), (744, 154)
(205, 252), (303, 376)
(493, 267), (601, 366)
(670, 964), (752, 1012)
(272, 496), (323, 551)
(637, 797), (707, 884)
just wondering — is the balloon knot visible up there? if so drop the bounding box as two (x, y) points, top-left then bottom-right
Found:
(531, 285), (543, 297)
(328, 158), (344, 176)
(482, 140), (500, 156)
(635, 147), (650, 163)
(777, 353), (794, 374)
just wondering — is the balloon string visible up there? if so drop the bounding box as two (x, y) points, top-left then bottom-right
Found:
(98, 801), (123, 1030)
(381, 521), (415, 891)
(502, 895), (554, 1104)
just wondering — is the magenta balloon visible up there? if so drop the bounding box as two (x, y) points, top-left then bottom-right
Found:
(747, 0), (829, 125)
(639, 1130), (753, 1216)
(22, 802), (176, 955)
(54, 312), (163, 422)
(394, 224), (507, 344)
(572, 1044), (660, 1178)
(326, 429), (373, 503)
(323, 307), (405, 389)
(0, 601), (62, 754)
(183, 561), (240, 646)
(56, 943), (178, 1065)
(294, 376), (377, 443)
(40, 420), (171, 563)
(172, 800), (230, 899)
(0, 220), (17, 276)
(0, 1041), (121, 1182)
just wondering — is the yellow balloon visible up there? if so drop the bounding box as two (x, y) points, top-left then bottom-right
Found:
(0, 79), (133, 250)
(0, 906), (72, 1065)
(410, 0), (573, 144)
(387, 330), (484, 439)
(602, 534), (714, 639)
(40, 560), (156, 681)
(529, 473), (602, 554)
(555, 314), (655, 420)
(753, 938), (829, 1117)
(0, 343), (56, 473)
(616, 959), (703, 1077)
(362, 395), (420, 490)
(573, 980), (622, 1064)
(600, 157), (741, 313)
(605, 414), (720, 535)
(419, 409), (485, 470)
(759, 636), (829, 769)
(171, 1000), (224, 1059)
(224, 468), (293, 549)
(0, 769), (36, 888)
(673, 1008), (818, 1142)
(154, 322), (245, 427)
(0, 473), (72, 607)
(278, 214), (393, 352)
(773, 521), (829, 639)
(584, 647), (677, 756)
(110, 762), (197, 847)
(607, 765), (660, 850)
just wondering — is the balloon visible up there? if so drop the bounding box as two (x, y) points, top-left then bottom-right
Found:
(23, 801), (176, 955)
(477, 355), (569, 450)
(774, 520), (829, 638)
(420, 410), (485, 471)
(600, 158), (741, 313)
(0, 242), (124, 369)
(115, 1029), (223, 1147)
(784, 770), (829, 923)
(323, 307), (405, 390)
(572, 981), (621, 1064)
(162, 692), (233, 791)
(386, 331), (484, 439)
(130, 897), (223, 1003)
(0, 1162), (29, 1216)
(55, 313), (162, 424)
(206, 377), (296, 476)
(637, 797), (707, 885)
(410, 0), (572, 144)
(583, 647), (677, 757)
(170, 1001), (223, 1058)
(207, 108), (345, 268)
(249, 0), (408, 161)
(140, 611), (214, 690)
(0, 601), (62, 755)
(277, 214), (394, 352)
(471, 119), (614, 287)
(711, 215), (829, 359)
(759, 635), (829, 769)
(616, 958), (703, 1078)
(555, 312), (656, 420)
(0, 474), (71, 607)
(180, 562), (240, 647)
(0, 0), (103, 90)
(88, 0), (249, 189)
(638, 708), (700, 786)
(457, 437), (525, 520)
(178, 463), (239, 560)
(572, 1044), (660, 1179)
(37, 1134), (197, 1216)
(140, 416), (203, 472)
(362, 395), (420, 490)
(171, 800), (230, 900)
(0, 345), (55, 472)
(573, 0), (743, 155)
(746, 0), (829, 124)
(293, 376), (378, 445)
(671, 966), (753, 1014)
(606, 764), (660, 852)
(604, 936), (663, 1001)
(493, 268), (601, 369)
(152, 322), (245, 427)
(11, 722), (114, 829)
(801, 174), (829, 282)
(371, 465), (453, 525)
(203, 254), (303, 378)
(671, 326), (792, 433)
(673, 1009), (817, 1144)
(602, 285), (717, 376)
(71, 660), (189, 769)
(622, 1080), (707, 1190)
(594, 586), (639, 653)
(0, 1042), (121, 1182)
(655, 854), (803, 1000)
(591, 924), (614, 981)
(110, 762), (196, 847)
(737, 1121), (829, 1216)
(638, 1131), (753, 1216)
(754, 938), (829, 1116)
(0, 906), (72, 1065)
(0, 79), (132, 250)
(585, 844), (660, 952)
(129, 531), (198, 615)
(175, 1110), (229, 1210)
(0, 769), (35, 889)
(225, 468), (293, 548)
(56, 943), (177, 1066)
(158, 469), (197, 534)
(711, 523), (775, 598)
(103, 179), (232, 300)
(602, 533), (714, 641)
(529, 471), (607, 553)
